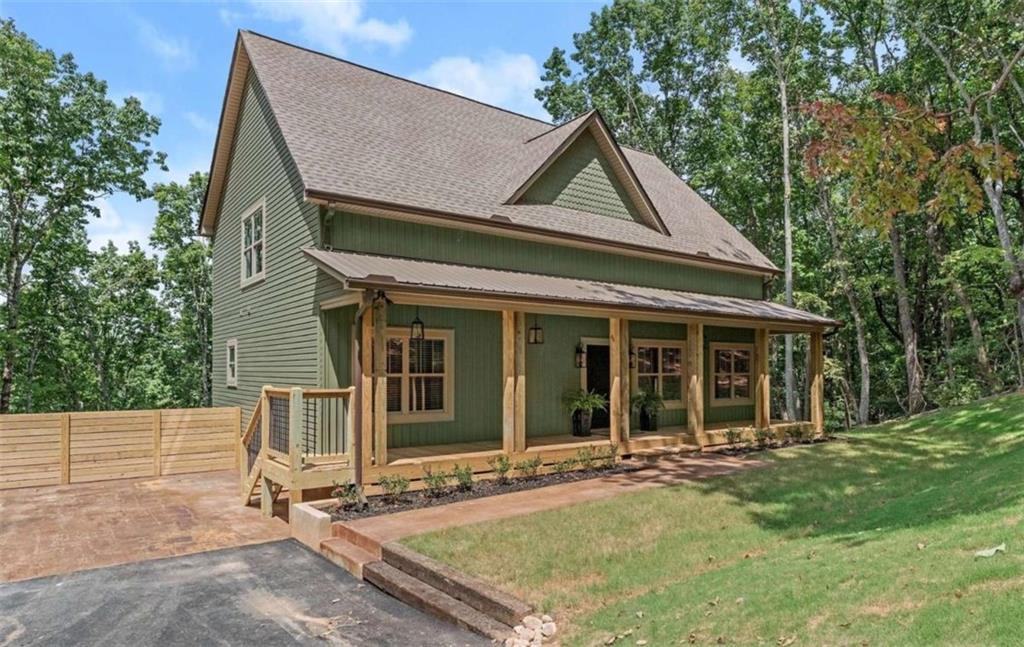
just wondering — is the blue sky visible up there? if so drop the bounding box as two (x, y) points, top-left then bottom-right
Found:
(1, 1), (602, 252)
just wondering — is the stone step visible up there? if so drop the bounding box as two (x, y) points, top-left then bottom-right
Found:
(381, 543), (533, 627)
(364, 561), (513, 642)
(332, 522), (382, 559)
(319, 537), (377, 579)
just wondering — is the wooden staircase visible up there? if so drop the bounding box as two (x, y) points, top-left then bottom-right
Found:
(239, 386), (357, 513)
(320, 523), (532, 640)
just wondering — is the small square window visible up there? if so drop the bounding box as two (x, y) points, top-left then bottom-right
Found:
(710, 344), (754, 405)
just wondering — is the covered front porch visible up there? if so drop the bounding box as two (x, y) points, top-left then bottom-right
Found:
(308, 248), (832, 488)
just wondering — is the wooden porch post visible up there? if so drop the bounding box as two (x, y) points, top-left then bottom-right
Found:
(609, 318), (622, 444)
(372, 294), (388, 466)
(259, 388), (272, 516)
(502, 310), (515, 454)
(514, 311), (527, 453)
(360, 302), (373, 475)
(687, 323), (707, 447)
(288, 386), (304, 504)
(810, 330), (825, 436)
(755, 328), (771, 430)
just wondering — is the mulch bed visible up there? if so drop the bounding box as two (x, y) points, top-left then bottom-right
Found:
(327, 463), (644, 522)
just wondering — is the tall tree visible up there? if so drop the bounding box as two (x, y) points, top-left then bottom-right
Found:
(0, 20), (163, 412)
(151, 173), (213, 407)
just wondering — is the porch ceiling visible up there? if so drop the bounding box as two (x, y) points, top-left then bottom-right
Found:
(304, 247), (839, 331)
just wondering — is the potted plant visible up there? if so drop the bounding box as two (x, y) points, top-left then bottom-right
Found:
(563, 389), (608, 437)
(631, 390), (665, 431)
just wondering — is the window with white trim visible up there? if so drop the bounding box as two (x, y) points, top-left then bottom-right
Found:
(634, 340), (685, 408)
(385, 329), (454, 423)
(226, 339), (238, 387)
(711, 343), (753, 405)
(240, 200), (266, 285)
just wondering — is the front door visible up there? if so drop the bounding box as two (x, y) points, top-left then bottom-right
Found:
(585, 343), (611, 429)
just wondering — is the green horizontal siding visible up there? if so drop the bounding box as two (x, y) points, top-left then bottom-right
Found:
(210, 73), (322, 424)
(385, 305), (503, 448)
(520, 130), (641, 222)
(326, 211), (762, 298)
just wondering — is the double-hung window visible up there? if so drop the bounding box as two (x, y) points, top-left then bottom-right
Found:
(711, 343), (753, 405)
(240, 199), (266, 285)
(385, 328), (454, 423)
(226, 339), (238, 387)
(634, 340), (686, 408)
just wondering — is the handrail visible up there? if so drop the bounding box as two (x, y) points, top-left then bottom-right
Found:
(240, 393), (263, 446)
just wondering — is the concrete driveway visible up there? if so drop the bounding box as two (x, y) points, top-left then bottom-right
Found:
(0, 540), (485, 646)
(0, 471), (290, 582)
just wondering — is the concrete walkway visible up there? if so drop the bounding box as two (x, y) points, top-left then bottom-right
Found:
(344, 453), (766, 545)
(0, 470), (289, 583)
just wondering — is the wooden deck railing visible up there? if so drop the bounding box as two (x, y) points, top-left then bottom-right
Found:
(240, 386), (355, 508)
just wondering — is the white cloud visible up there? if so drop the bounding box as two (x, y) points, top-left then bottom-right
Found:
(136, 19), (196, 69)
(184, 111), (216, 134)
(414, 52), (548, 121)
(88, 196), (155, 255)
(250, 1), (412, 55)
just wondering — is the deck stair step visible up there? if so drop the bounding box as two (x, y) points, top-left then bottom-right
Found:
(332, 523), (383, 559)
(363, 561), (513, 641)
(381, 542), (533, 626)
(320, 537), (378, 579)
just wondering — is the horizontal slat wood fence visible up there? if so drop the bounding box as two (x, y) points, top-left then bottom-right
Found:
(0, 407), (240, 490)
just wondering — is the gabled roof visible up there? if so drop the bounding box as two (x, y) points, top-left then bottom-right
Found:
(303, 248), (836, 330)
(201, 30), (779, 275)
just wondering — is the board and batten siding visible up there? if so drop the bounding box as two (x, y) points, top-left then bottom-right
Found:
(211, 73), (322, 425)
(325, 211), (763, 299)
(520, 130), (642, 223)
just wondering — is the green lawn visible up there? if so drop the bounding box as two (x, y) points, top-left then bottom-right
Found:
(404, 394), (1024, 646)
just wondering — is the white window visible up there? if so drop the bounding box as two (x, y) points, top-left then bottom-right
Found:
(240, 199), (266, 285)
(710, 343), (753, 405)
(226, 339), (238, 387)
(633, 340), (686, 409)
(384, 328), (454, 423)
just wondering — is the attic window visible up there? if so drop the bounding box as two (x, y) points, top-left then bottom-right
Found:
(241, 199), (266, 286)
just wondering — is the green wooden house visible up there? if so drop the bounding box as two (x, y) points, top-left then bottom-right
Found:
(201, 31), (836, 499)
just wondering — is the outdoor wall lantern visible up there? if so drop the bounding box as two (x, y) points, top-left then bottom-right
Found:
(575, 343), (586, 368)
(629, 349), (637, 369)
(527, 315), (544, 345)
(410, 306), (425, 340)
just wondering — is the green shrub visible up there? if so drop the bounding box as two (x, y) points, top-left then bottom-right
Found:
(377, 474), (410, 503)
(754, 426), (773, 448)
(724, 427), (743, 447)
(332, 481), (366, 510)
(599, 442), (618, 469)
(421, 467), (451, 498)
(552, 457), (578, 474)
(451, 464), (474, 492)
(514, 457), (542, 479)
(576, 446), (596, 470)
(488, 454), (512, 484)
(785, 425), (807, 444)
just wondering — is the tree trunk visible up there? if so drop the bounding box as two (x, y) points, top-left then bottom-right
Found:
(819, 187), (870, 425)
(924, 219), (996, 390)
(889, 225), (926, 414)
(1, 237), (23, 414)
(777, 62), (796, 421)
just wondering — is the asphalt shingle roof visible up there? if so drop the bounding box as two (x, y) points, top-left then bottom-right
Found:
(239, 31), (778, 273)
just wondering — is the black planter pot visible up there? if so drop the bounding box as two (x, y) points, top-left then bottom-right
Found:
(571, 410), (593, 436)
(639, 409), (659, 432)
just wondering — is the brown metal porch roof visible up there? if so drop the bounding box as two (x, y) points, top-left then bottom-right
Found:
(303, 248), (838, 330)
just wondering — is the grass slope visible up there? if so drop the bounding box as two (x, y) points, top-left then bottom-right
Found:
(404, 394), (1024, 646)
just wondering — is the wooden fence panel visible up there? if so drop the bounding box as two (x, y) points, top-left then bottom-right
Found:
(0, 407), (239, 490)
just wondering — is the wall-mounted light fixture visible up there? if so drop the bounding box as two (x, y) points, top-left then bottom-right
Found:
(527, 315), (544, 345)
(575, 343), (586, 369)
(629, 349), (637, 369)
(410, 305), (424, 340)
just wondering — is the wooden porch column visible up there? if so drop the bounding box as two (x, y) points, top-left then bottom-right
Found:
(755, 328), (771, 430)
(809, 330), (825, 436)
(514, 312), (527, 452)
(687, 323), (707, 447)
(606, 317), (622, 444)
(501, 310), (515, 454)
(372, 294), (388, 466)
(360, 302), (373, 474)
(288, 386), (304, 503)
